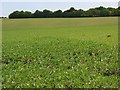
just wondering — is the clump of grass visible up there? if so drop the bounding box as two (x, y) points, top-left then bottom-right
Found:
(107, 34), (111, 37)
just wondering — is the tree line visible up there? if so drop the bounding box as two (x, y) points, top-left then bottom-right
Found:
(9, 6), (120, 18)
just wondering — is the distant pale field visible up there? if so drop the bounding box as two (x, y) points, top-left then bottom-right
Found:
(2, 17), (118, 46)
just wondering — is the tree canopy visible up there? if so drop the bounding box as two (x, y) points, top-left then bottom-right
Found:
(9, 6), (120, 18)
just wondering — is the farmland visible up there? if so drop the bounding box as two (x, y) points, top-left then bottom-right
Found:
(2, 17), (119, 88)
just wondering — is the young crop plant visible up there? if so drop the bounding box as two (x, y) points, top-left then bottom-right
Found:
(2, 17), (118, 88)
(2, 37), (118, 88)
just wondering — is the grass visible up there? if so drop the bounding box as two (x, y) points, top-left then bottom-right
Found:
(3, 17), (118, 45)
(2, 17), (119, 88)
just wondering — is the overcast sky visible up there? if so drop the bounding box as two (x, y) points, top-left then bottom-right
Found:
(1, 1), (119, 17)
(1, 0), (120, 2)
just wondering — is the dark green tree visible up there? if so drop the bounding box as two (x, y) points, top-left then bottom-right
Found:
(9, 11), (20, 18)
(42, 9), (53, 18)
(33, 10), (43, 18)
(95, 6), (109, 16)
(9, 6), (119, 18)
(63, 7), (77, 17)
(53, 10), (62, 17)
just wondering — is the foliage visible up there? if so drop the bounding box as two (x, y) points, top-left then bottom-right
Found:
(9, 6), (120, 18)
(9, 11), (32, 18)
(2, 38), (119, 88)
(2, 17), (118, 88)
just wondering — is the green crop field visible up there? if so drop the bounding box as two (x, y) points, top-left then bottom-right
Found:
(2, 17), (119, 88)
